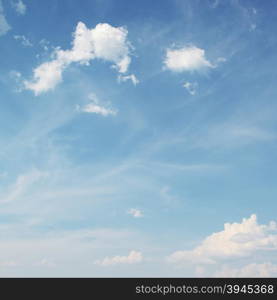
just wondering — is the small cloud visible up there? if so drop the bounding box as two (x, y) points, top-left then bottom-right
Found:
(118, 74), (139, 85)
(164, 45), (214, 73)
(95, 250), (143, 266)
(183, 81), (197, 95)
(79, 103), (117, 116)
(127, 208), (143, 218)
(11, 0), (26, 16)
(77, 93), (117, 117)
(14, 35), (32, 47)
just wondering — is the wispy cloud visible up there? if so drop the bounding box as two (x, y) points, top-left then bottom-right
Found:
(191, 123), (276, 149)
(183, 81), (197, 95)
(14, 35), (32, 47)
(0, 169), (47, 203)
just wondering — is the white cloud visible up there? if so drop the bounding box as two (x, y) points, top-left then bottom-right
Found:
(214, 263), (277, 277)
(118, 74), (139, 85)
(14, 35), (32, 47)
(77, 93), (117, 116)
(79, 103), (116, 116)
(95, 250), (143, 266)
(24, 22), (133, 95)
(12, 0), (26, 15)
(168, 214), (277, 265)
(183, 81), (197, 95)
(127, 208), (143, 218)
(0, 0), (10, 36)
(24, 60), (65, 95)
(164, 45), (214, 73)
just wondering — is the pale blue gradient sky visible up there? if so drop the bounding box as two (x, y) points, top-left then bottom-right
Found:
(0, 0), (277, 277)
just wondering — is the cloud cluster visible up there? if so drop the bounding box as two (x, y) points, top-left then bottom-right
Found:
(164, 45), (214, 72)
(94, 250), (143, 266)
(24, 22), (133, 95)
(168, 214), (277, 264)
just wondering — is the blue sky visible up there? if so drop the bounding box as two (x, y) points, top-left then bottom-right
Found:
(0, 0), (277, 277)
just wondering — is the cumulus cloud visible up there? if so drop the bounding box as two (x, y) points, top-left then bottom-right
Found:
(183, 81), (197, 95)
(77, 93), (117, 116)
(11, 0), (26, 15)
(118, 74), (139, 85)
(168, 214), (277, 265)
(94, 250), (143, 266)
(0, 0), (11, 36)
(164, 45), (214, 72)
(14, 35), (32, 47)
(214, 263), (277, 277)
(25, 22), (133, 95)
(127, 208), (143, 218)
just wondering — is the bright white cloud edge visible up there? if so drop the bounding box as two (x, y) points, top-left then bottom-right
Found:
(24, 22), (134, 95)
(168, 214), (277, 265)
